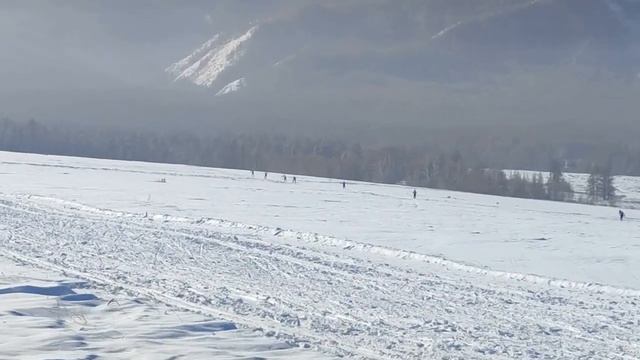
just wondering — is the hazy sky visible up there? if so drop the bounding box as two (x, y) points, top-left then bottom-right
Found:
(0, 0), (639, 144)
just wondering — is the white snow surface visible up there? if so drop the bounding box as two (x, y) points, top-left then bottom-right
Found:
(167, 27), (257, 88)
(216, 77), (246, 96)
(165, 34), (220, 76)
(1, 151), (640, 358)
(431, 21), (463, 40)
(0, 256), (331, 359)
(430, 0), (544, 42)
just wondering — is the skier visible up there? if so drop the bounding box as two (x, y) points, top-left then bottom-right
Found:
(342, 181), (346, 189)
(283, 174), (287, 182)
(619, 209), (625, 221)
(292, 176), (297, 183)
(251, 169), (255, 177)
(264, 172), (268, 179)
(413, 189), (417, 199)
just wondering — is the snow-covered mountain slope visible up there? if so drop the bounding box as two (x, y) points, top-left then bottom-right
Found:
(154, 0), (640, 137)
(1, 151), (640, 358)
(165, 35), (221, 77)
(216, 77), (246, 96)
(165, 0), (640, 93)
(166, 26), (257, 89)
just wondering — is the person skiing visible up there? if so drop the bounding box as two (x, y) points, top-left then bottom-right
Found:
(413, 189), (417, 199)
(342, 181), (346, 189)
(292, 176), (297, 183)
(619, 209), (625, 221)
(264, 172), (268, 179)
(251, 169), (255, 177)
(283, 174), (287, 182)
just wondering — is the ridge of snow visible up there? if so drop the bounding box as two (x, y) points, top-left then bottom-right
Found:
(216, 77), (246, 96)
(431, 21), (463, 40)
(167, 26), (258, 88)
(165, 34), (220, 75)
(274, 54), (297, 67)
(430, 0), (546, 41)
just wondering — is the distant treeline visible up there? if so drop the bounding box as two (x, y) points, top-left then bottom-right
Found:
(0, 118), (621, 203)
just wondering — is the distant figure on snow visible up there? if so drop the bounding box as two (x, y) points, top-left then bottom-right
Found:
(342, 181), (346, 189)
(264, 172), (268, 179)
(251, 169), (255, 177)
(283, 174), (287, 182)
(619, 210), (625, 221)
(413, 189), (417, 199)
(292, 176), (297, 183)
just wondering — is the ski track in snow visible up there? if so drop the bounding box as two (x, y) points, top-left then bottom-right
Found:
(1, 196), (640, 359)
(0, 255), (327, 360)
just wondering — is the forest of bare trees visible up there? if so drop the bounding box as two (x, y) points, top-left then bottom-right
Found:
(0, 117), (627, 204)
(587, 163), (617, 203)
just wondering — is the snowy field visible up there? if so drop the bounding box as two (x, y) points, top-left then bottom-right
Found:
(1, 151), (640, 358)
(0, 256), (329, 360)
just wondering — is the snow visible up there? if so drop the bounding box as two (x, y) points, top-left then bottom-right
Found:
(165, 35), (220, 76)
(0, 256), (330, 359)
(216, 77), (246, 96)
(431, 21), (463, 40)
(167, 27), (257, 88)
(509, 169), (640, 208)
(0, 151), (640, 358)
(431, 0), (544, 42)
(274, 54), (297, 67)
(1, 152), (638, 289)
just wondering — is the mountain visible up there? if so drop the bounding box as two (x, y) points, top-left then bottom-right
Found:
(2, 1), (640, 147)
(166, 27), (257, 88)
(167, 0), (640, 96)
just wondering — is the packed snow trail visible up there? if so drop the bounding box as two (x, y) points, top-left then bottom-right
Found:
(1, 196), (639, 359)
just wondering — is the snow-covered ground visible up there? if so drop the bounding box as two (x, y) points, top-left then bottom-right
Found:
(0, 256), (328, 359)
(1, 151), (640, 358)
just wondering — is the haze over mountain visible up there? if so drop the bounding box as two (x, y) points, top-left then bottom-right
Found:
(169, 0), (640, 91)
(1, 0), (640, 146)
